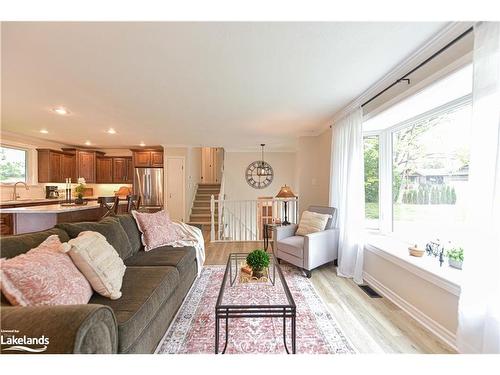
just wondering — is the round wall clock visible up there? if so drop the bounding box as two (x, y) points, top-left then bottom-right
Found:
(245, 161), (274, 189)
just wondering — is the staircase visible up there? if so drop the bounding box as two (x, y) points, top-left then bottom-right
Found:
(189, 183), (221, 226)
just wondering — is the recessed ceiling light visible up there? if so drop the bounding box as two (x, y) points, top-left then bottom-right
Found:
(139, 142), (146, 147)
(107, 128), (116, 134)
(40, 129), (49, 134)
(52, 106), (69, 115)
(84, 140), (92, 146)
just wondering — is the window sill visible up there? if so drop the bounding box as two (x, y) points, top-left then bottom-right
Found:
(365, 232), (462, 296)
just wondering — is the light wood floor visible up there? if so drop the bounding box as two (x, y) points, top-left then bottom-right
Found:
(203, 235), (456, 354)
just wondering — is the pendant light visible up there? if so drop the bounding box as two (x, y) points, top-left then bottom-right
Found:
(257, 144), (271, 177)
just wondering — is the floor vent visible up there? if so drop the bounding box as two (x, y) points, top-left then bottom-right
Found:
(359, 285), (382, 298)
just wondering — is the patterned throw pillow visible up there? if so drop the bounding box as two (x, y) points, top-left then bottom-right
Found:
(131, 210), (182, 251)
(0, 235), (92, 306)
(295, 211), (332, 236)
(62, 231), (126, 300)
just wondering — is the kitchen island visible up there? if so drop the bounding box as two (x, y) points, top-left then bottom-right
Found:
(0, 201), (112, 235)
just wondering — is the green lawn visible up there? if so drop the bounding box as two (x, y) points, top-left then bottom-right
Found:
(365, 202), (466, 222)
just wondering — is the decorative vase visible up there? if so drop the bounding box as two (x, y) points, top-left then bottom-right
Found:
(252, 269), (264, 279)
(448, 258), (463, 270)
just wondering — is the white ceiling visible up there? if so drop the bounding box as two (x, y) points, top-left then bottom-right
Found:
(1, 22), (448, 151)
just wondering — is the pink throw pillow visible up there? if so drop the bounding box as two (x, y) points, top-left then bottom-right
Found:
(0, 235), (93, 306)
(132, 210), (182, 251)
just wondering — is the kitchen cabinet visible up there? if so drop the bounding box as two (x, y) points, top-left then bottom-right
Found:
(132, 150), (163, 167)
(113, 157), (133, 183)
(38, 149), (72, 183)
(76, 150), (98, 183)
(0, 213), (14, 235)
(96, 157), (114, 183)
(61, 154), (76, 181)
(151, 151), (163, 167)
(133, 151), (152, 167)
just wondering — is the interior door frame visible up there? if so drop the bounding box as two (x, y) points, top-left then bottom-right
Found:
(166, 156), (186, 222)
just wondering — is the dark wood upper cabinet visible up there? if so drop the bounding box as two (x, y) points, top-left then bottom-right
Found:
(61, 154), (76, 181)
(38, 149), (67, 183)
(76, 150), (97, 183)
(132, 149), (163, 168)
(112, 157), (133, 183)
(96, 157), (113, 183)
(133, 151), (152, 167)
(151, 151), (163, 167)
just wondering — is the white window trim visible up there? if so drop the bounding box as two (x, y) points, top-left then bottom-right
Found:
(0, 141), (38, 186)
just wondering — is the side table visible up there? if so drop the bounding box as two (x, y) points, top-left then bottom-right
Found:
(263, 223), (283, 252)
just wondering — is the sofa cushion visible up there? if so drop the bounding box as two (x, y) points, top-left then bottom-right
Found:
(57, 217), (133, 260)
(0, 228), (70, 260)
(277, 236), (305, 258)
(116, 214), (143, 255)
(124, 246), (196, 275)
(89, 266), (179, 353)
(64, 231), (126, 300)
(0, 235), (92, 306)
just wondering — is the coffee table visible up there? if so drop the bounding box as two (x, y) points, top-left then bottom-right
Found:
(215, 253), (296, 354)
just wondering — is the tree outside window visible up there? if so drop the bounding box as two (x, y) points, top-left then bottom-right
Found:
(0, 146), (27, 183)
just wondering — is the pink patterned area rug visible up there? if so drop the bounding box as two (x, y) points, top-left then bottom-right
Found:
(157, 265), (356, 354)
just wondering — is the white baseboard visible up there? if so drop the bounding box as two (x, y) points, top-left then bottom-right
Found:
(363, 271), (458, 351)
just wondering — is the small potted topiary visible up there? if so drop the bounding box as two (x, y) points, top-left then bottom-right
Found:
(246, 249), (270, 279)
(446, 247), (464, 269)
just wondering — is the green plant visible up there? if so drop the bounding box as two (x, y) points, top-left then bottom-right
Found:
(246, 249), (270, 271)
(74, 183), (86, 198)
(446, 247), (464, 262)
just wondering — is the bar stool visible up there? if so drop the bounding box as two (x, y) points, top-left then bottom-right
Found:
(125, 194), (141, 213)
(98, 196), (119, 219)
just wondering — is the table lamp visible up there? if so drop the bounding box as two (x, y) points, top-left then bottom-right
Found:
(276, 185), (296, 225)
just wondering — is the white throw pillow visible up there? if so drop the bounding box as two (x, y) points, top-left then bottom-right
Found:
(61, 231), (126, 300)
(295, 211), (331, 236)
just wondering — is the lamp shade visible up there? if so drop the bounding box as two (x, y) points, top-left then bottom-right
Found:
(276, 185), (296, 198)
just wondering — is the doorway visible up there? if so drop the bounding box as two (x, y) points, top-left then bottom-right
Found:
(201, 147), (224, 184)
(166, 156), (185, 222)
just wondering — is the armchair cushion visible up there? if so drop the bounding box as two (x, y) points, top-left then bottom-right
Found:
(276, 236), (304, 258)
(296, 210), (331, 236)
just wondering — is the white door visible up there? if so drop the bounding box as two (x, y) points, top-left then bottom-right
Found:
(166, 157), (185, 222)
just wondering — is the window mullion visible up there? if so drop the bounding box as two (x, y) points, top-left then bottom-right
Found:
(379, 130), (393, 234)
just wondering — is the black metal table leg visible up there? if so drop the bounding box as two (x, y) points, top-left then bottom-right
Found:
(292, 314), (296, 354)
(222, 310), (229, 354)
(215, 313), (219, 354)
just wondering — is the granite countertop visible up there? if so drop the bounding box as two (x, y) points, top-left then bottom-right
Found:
(0, 196), (128, 207)
(0, 201), (104, 214)
(0, 200), (128, 214)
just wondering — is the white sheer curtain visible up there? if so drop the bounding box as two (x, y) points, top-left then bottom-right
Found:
(330, 107), (365, 284)
(457, 22), (500, 354)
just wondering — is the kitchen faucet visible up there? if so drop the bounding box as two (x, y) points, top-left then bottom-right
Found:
(13, 181), (29, 200)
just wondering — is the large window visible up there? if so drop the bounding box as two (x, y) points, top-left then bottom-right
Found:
(363, 64), (473, 245)
(0, 145), (28, 183)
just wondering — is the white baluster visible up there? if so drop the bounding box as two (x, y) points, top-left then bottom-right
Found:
(210, 195), (215, 242)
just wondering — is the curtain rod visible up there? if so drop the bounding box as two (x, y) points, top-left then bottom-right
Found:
(361, 26), (474, 108)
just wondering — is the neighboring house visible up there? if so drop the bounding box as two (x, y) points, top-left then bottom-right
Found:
(408, 164), (469, 185)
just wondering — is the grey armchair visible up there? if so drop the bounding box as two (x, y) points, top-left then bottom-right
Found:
(273, 205), (339, 278)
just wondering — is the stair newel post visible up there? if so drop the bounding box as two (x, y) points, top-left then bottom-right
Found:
(210, 194), (215, 242)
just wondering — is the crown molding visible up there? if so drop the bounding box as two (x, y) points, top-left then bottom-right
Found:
(318, 21), (475, 133)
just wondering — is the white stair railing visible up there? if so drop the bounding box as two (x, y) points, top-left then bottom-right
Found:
(210, 197), (299, 242)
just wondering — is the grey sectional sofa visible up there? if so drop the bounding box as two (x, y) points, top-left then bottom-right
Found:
(0, 214), (198, 354)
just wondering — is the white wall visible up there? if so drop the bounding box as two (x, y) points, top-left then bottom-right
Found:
(296, 128), (331, 215)
(223, 151), (297, 201)
(364, 247), (459, 350)
(186, 147), (201, 216)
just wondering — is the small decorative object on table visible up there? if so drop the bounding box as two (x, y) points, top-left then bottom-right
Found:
(245, 249), (270, 280)
(74, 178), (86, 205)
(446, 247), (464, 269)
(408, 244), (425, 257)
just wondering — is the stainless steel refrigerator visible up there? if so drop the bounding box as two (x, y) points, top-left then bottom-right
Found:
(133, 168), (164, 210)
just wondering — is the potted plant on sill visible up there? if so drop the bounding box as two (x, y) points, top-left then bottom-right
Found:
(446, 247), (464, 269)
(246, 249), (270, 279)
